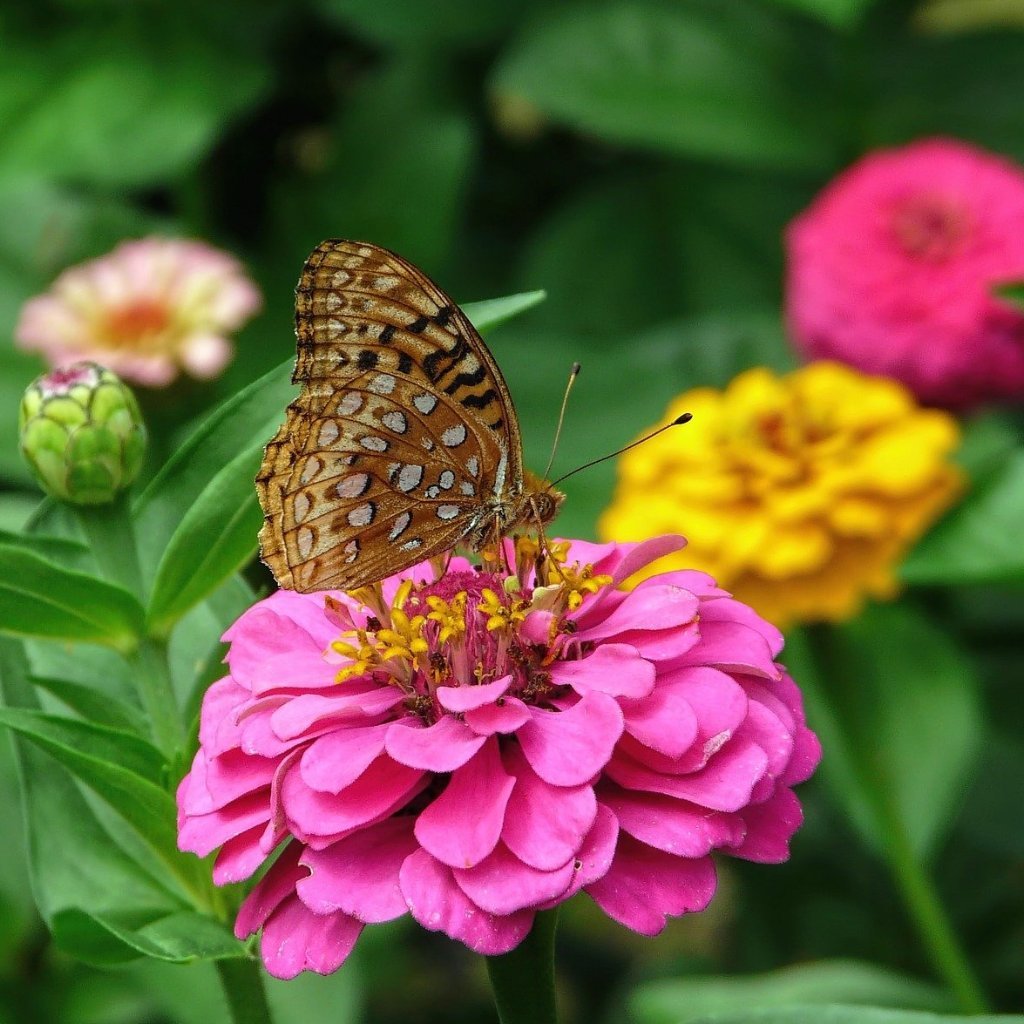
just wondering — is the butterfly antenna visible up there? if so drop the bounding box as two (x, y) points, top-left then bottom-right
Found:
(541, 362), (582, 484)
(550, 413), (692, 487)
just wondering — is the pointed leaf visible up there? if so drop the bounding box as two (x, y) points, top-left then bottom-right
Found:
(462, 291), (546, 334)
(31, 674), (147, 735)
(0, 545), (144, 653)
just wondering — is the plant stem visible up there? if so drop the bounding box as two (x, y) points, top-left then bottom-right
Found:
(129, 637), (186, 762)
(486, 909), (559, 1024)
(215, 958), (275, 1024)
(74, 497), (144, 600)
(882, 808), (990, 1014)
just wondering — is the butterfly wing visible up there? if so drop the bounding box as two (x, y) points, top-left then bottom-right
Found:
(257, 239), (524, 592)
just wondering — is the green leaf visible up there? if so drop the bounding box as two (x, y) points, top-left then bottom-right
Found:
(146, 444), (265, 636)
(461, 291), (547, 334)
(0, 528), (90, 569)
(0, 637), (187, 963)
(133, 357), (296, 580)
(492, 2), (838, 170)
(0, 545), (144, 652)
(30, 673), (147, 734)
(902, 450), (1024, 586)
(673, 1009), (1023, 1024)
(994, 281), (1024, 311)
(0, 17), (269, 187)
(630, 960), (953, 1024)
(785, 604), (982, 859)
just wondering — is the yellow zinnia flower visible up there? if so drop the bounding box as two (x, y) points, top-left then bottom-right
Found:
(598, 361), (964, 628)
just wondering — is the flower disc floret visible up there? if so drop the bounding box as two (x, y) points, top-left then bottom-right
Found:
(177, 536), (820, 979)
(599, 362), (962, 627)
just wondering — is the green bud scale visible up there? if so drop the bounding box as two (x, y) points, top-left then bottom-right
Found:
(19, 362), (147, 505)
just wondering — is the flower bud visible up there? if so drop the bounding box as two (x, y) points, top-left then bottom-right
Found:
(19, 362), (146, 505)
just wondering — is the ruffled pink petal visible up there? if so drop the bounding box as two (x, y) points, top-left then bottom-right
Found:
(453, 843), (576, 915)
(732, 788), (803, 863)
(537, 803), (620, 909)
(414, 737), (515, 869)
(700, 597), (784, 658)
(550, 644), (655, 699)
(400, 849), (534, 955)
(501, 743), (597, 871)
(619, 686), (699, 759)
(282, 756), (425, 844)
(577, 584), (699, 641)
(465, 696), (532, 735)
(299, 817), (418, 921)
(437, 675), (512, 712)
(259, 896), (362, 979)
(606, 535), (689, 586)
(599, 785), (744, 857)
(178, 790), (270, 857)
(517, 691), (624, 786)
(212, 824), (267, 885)
(740, 700), (794, 780)
(181, 749), (276, 815)
(270, 686), (404, 740)
(385, 715), (486, 771)
(235, 843), (306, 938)
(661, 666), (751, 763)
(300, 724), (390, 794)
(606, 736), (769, 813)
(198, 677), (249, 755)
(586, 835), (717, 935)
(677, 619), (780, 680)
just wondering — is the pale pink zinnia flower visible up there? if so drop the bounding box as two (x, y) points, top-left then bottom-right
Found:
(16, 238), (262, 387)
(177, 537), (820, 979)
(786, 137), (1024, 409)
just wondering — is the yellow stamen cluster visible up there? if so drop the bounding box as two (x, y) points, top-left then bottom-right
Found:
(478, 588), (528, 632)
(426, 593), (468, 644)
(558, 562), (613, 611)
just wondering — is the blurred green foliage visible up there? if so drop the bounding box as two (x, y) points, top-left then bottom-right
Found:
(1, 0), (1024, 1021)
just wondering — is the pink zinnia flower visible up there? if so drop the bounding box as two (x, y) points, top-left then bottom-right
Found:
(16, 237), (262, 387)
(177, 537), (820, 979)
(786, 137), (1024, 409)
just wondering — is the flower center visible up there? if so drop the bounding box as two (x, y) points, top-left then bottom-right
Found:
(102, 300), (172, 349)
(328, 544), (612, 722)
(890, 193), (972, 262)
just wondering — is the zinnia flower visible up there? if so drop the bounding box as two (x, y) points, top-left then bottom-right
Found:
(598, 362), (962, 628)
(177, 537), (819, 979)
(786, 137), (1024, 409)
(16, 238), (261, 387)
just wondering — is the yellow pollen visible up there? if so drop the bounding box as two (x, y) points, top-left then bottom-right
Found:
(478, 588), (527, 632)
(426, 592), (468, 644)
(558, 562), (612, 611)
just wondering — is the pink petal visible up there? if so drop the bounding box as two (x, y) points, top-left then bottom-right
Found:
(299, 817), (417, 922)
(437, 675), (512, 712)
(465, 696), (532, 735)
(212, 824), (267, 885)
(740, 700), (794, 779)
(453, 843), (576, 915)
(385, 715), (486, 771)
(586, 835), (717, 935)
(282, 755), (425, 844)
(608, 535), (689, 586)
(517, 691), (624, 786)
(577, 584), (699, 641)
(259, 896), (362, 979)
(235, 843), (306, 938)
(605, 737), (769, 812)
(299, 725), (389, 794)
(414, 738), (515, 869)
(700, 597), (784, 658)
(400, 849), (534, 955)
(537, 803), (620, 908)
(679, 619), (780, 680)
(198, 677), (248, 755)
(501, 744), (597, 871)
(620, 686), (699, 759)
(599, 785), (744, 857)
(731, 788), (804, 863)
(178, 790), (270, 858)
(179, 748), (277, 815)
(270, 686), (403, 740)
(551, 644), (655, 699)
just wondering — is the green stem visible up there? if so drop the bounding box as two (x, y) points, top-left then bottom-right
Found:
(129, 637), (186, 761)
(215, 958), (275, 1024)
(486, 909), (559, 1024)
(881, 807), (990, 1014)
(74, 497), (144, 600)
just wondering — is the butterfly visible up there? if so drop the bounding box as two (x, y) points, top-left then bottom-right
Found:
(256, 239), (564, 593)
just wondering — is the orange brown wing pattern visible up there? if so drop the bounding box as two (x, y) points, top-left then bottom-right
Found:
(257, 239), (524, 592)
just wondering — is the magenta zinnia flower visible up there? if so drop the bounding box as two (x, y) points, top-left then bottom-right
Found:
(786, 137), (1024, 409)
(16, 237), (261, 387)
(177, 537), (820, 979)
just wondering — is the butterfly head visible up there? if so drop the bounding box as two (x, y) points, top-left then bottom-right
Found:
(523, 469), (564, 527)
